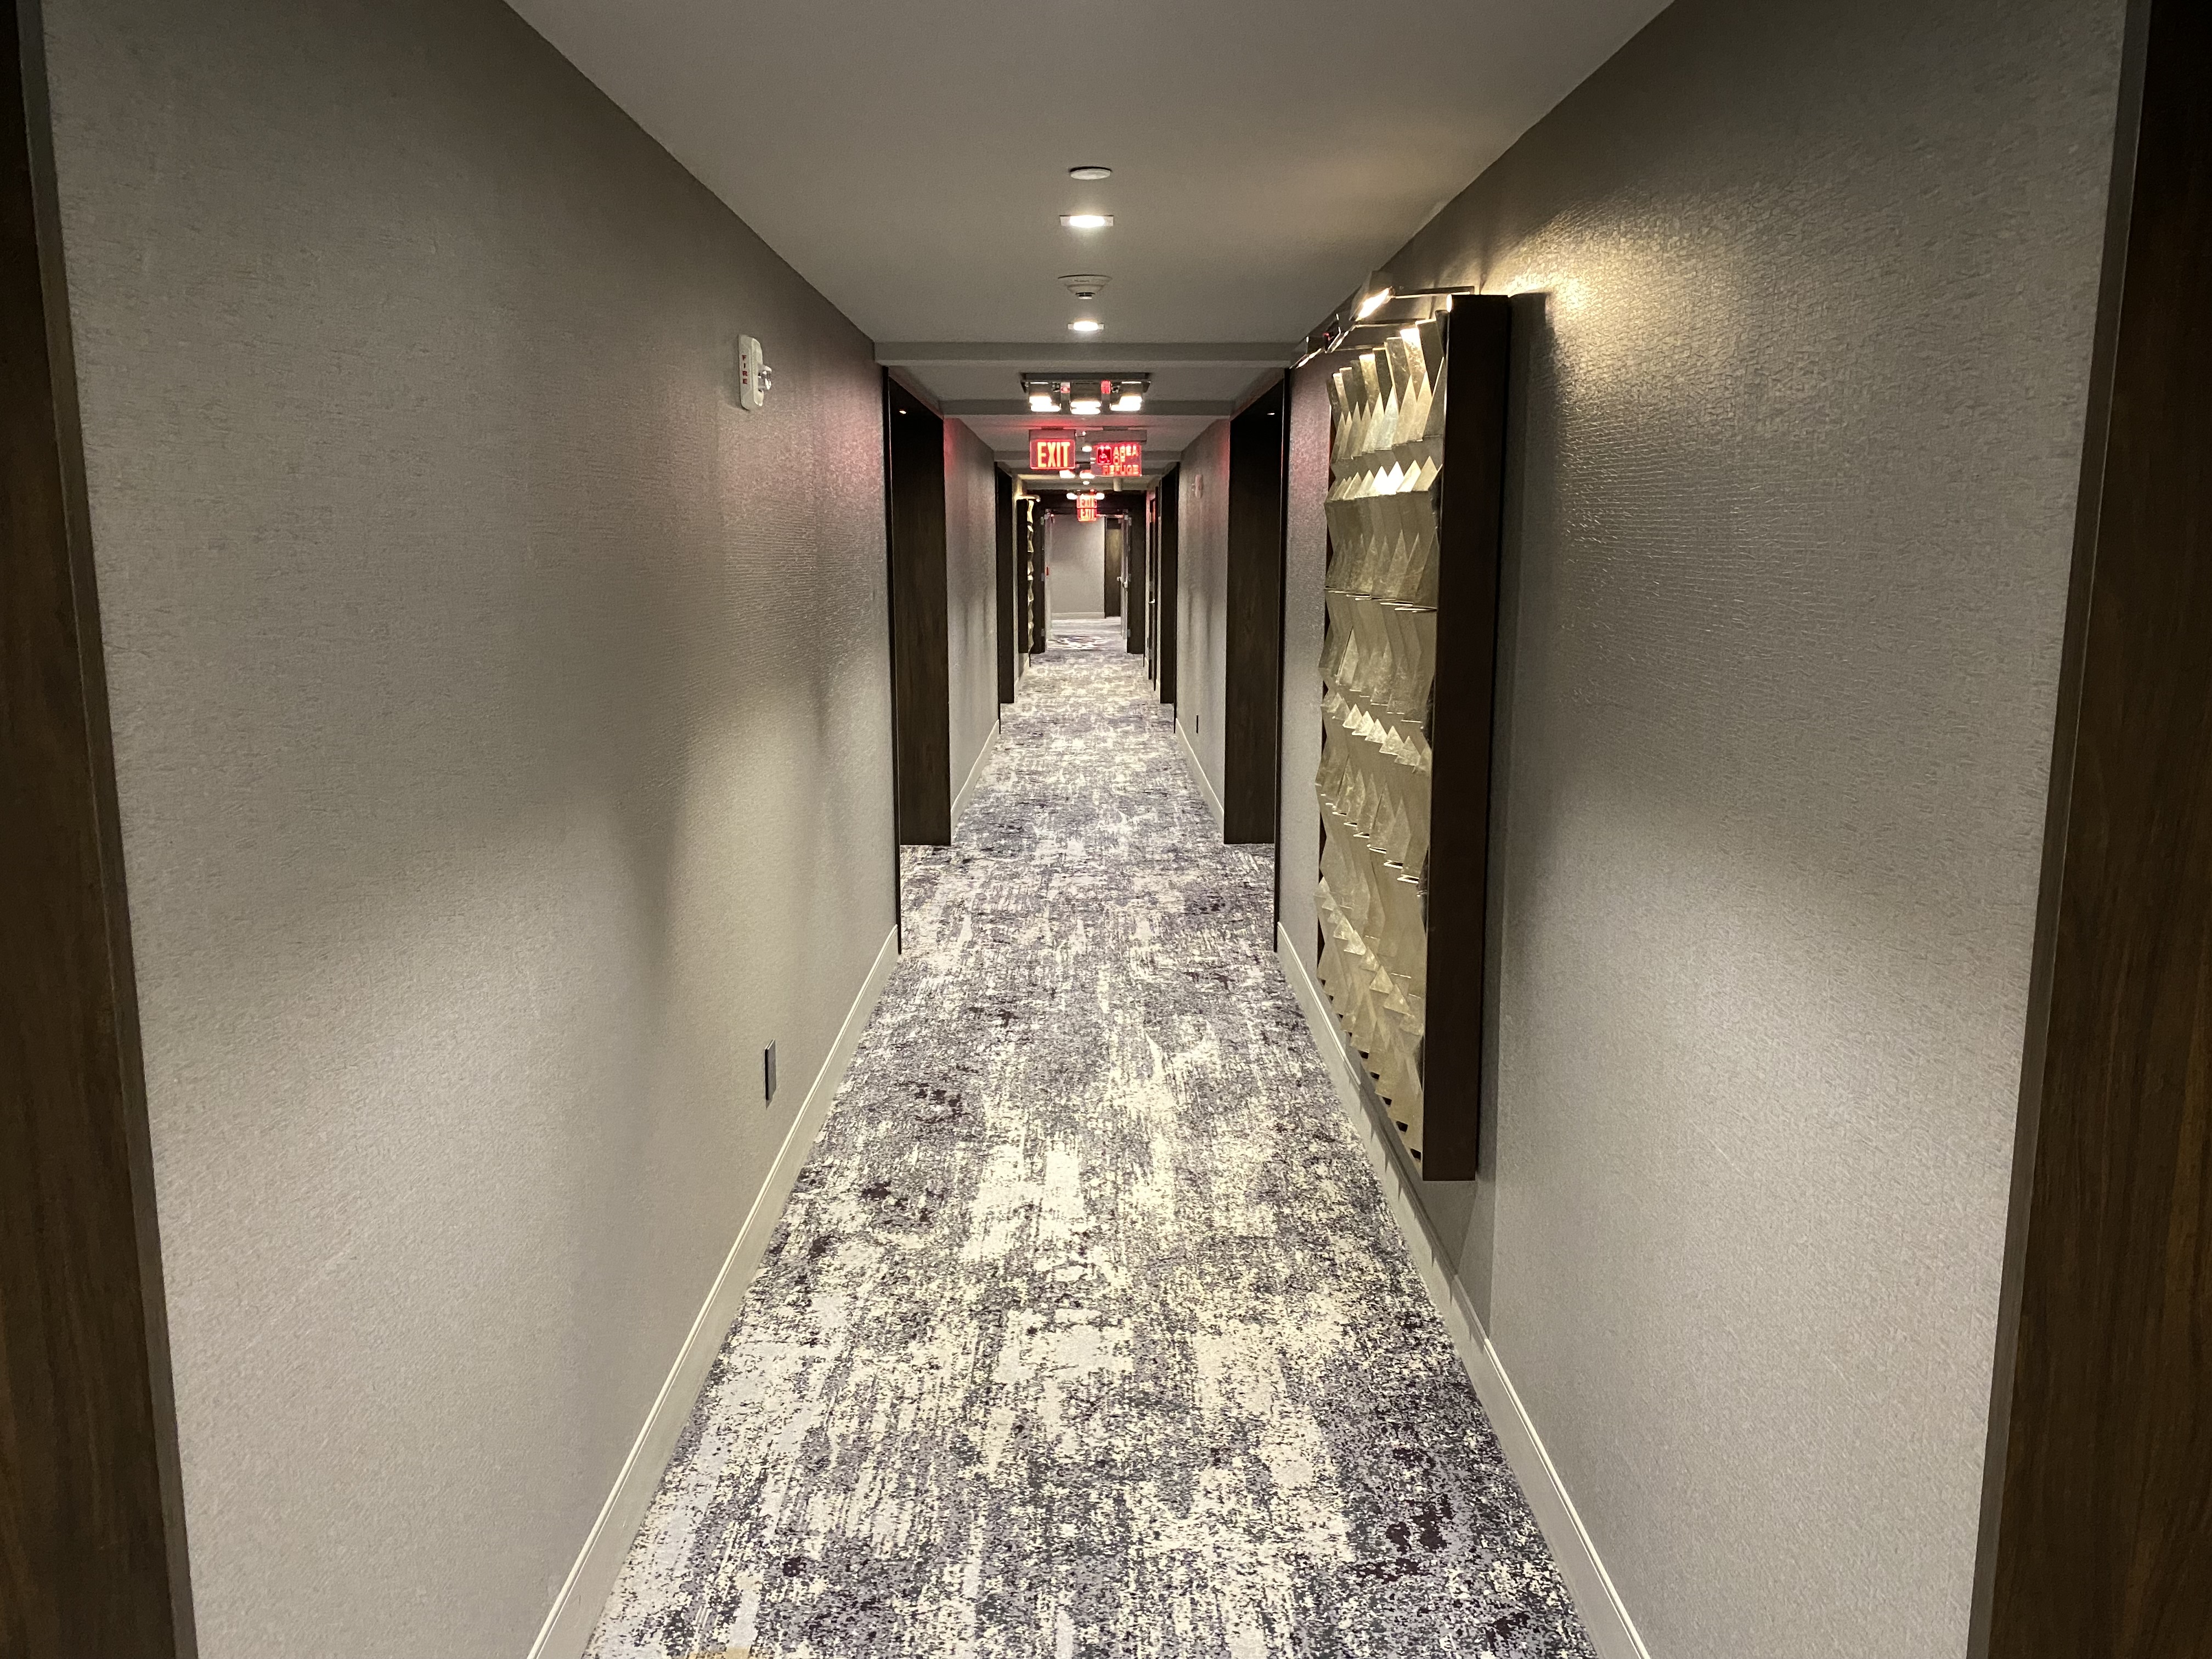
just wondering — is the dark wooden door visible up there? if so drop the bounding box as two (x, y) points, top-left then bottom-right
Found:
(1223, 382), (1288, 844)
(884, 376), (950, 844)
(994, 467), (1017, 703)
(1156, 469), (1179, 703)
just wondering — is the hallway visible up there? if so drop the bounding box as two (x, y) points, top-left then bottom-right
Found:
(14, 2), (2210, 1655)
(589, 621), (1589, 1658)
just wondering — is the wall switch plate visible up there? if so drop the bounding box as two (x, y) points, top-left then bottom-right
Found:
(737, 335), (771, 410)
(764, 1040), (777, 1103)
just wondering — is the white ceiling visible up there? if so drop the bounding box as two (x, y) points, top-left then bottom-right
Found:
(508, 0), (1666, 414)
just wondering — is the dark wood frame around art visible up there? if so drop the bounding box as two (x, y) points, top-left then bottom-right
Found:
(1415, 297), (1513, 1178)
(1, 2), (196, 1650)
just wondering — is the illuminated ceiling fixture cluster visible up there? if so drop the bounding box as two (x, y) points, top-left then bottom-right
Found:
(1059, 167), (1114, 334)
(1022, 374), (1148, 416)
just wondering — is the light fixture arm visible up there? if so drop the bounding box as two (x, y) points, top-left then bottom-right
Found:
(1294, 282), (1485, 368)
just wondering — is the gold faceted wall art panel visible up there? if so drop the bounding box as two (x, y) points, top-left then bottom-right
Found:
(1317, 317), (1444, 1161)
(1311, 299), (1510, 1178)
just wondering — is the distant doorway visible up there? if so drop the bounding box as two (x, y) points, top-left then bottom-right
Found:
(1047, 512), (1107, 618)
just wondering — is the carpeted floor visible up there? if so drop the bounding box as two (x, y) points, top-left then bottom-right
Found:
(588, 619), (1595, 1659)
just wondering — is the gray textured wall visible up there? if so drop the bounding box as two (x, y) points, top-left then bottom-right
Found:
(1278, 0), (2125, 1652)
(945, 419), (999, 806)
(1175, 420), (1231, 805)
(41, 1), (895, 1654)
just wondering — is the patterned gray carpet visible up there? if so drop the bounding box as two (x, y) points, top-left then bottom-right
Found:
(589, 620), (1594, 1659)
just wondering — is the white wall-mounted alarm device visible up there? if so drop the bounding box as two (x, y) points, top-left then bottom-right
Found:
(737, 335), (772, 410)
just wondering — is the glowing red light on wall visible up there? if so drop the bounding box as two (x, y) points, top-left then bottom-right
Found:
(1031, 436), (1075, 471)
(1094, 441), (1143, 477)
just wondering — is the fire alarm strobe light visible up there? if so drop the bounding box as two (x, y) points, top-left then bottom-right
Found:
(737, 335), (771, 410)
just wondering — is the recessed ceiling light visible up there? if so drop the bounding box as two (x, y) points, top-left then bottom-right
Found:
(1070, 397), (1103, 414)
(1069, 165), (1112, 180)
(1060, 214), (1113, 230)
(1068, 319), (1103, 335)
(1111, 394), (1143, 413)
(1029, 393), (1060, 412)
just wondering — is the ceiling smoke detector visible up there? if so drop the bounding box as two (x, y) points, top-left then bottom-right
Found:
(1061, 274), (1110, 298)
(1068, 165), (1113, 180)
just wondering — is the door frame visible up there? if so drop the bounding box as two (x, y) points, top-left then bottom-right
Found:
(1, 3), (196, 1649)
(1971, 2), (2212, 1650)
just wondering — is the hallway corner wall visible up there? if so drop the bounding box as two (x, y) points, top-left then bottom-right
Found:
(1174, 420), (1231, 810)
(37, 1), (895, 1654)
(1276, 361), (1330, 1015)
(945, 417), (1000, 814)
(1276, 0), (2129, 1653)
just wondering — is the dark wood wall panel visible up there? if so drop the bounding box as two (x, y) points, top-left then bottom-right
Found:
(1, 4), (194, 1651)
(1976, 2), (2212, 1652)
(884, 376), (950, 844)
(1223, 381), (1287, 844)
(1125, 492), (1149, 653)
(1156, 468), (1179, 703)
(993, 467), (1016, 703)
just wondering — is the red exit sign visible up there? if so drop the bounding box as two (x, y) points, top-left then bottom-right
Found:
(1031, 435), (1075, 471)
(1094, 441), (1143, 477)
(1076, 496), (1099, 522)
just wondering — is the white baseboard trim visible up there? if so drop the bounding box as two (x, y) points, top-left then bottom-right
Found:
(527, 925), (902, 1659)
(1175, 717), (1225, 832)
(952, 722), (998, 831)
(1274, 924), (1652, 1659)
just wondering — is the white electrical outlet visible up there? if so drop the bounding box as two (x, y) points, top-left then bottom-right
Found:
(737, 334), (772, 410)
